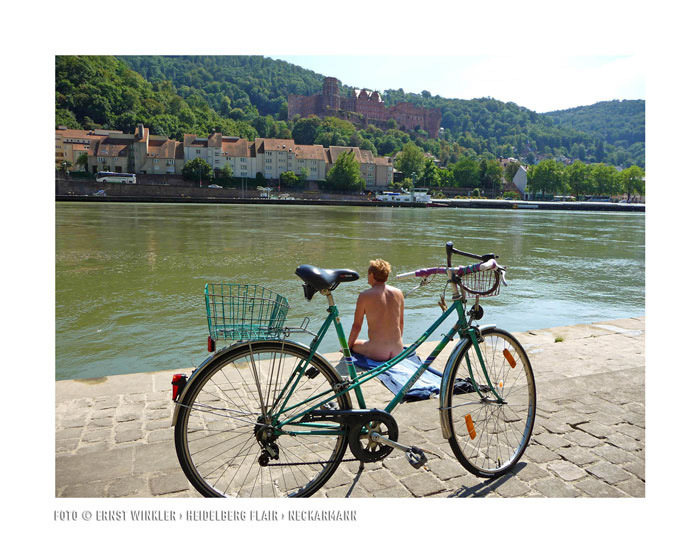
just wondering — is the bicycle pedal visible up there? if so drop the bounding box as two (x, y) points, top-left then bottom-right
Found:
(405, 446), (428, 469)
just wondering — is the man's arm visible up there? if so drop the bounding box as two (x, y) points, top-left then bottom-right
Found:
(347, 295), (365, 349)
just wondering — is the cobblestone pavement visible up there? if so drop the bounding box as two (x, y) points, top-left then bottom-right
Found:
(55, 317), (644, 498)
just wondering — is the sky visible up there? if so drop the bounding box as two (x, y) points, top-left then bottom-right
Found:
(272, 55), (644, 113)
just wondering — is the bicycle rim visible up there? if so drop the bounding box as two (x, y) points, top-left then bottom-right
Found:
(175, 341), (350, 497)
(446, 328), (536, 477)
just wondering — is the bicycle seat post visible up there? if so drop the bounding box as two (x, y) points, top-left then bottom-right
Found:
(320, 289), (335, 308)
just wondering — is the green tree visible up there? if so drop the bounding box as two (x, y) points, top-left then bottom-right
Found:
(76, 152), (89, 172)
(326, 151), (363, 192)
(437, 167), (455, 188)
(451, 157), (480, 188)
(182, 157), (212, 184)
(419, 159), (440, 188)
(504, 160), (521, 183)
(280, 170), (300, 189)
(591, 163), (620, 197)
(618, 165), (645, 200)
(527, 159), (565, 196)
(565, 160), (592, 198)
(479, 159), (504, 198)
(394, 142), (425, 179)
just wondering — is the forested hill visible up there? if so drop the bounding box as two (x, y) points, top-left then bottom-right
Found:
(55, 55), (644, 168)
(544, 100), (645, 163)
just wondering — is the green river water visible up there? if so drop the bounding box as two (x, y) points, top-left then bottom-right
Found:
(55, 202), (645, 380)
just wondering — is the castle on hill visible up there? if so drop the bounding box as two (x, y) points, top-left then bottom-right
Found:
(288, 77), (441, 138)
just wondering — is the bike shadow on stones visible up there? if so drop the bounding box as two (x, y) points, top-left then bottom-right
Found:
(447, 462), (528, 498)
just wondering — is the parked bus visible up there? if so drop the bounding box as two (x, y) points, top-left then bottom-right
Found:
(96, 171), (136, 184)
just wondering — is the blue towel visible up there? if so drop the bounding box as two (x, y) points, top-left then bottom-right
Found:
(350, 350), (444, 402)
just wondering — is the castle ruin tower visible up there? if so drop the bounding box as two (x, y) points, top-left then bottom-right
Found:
(322, 77), (340, 110)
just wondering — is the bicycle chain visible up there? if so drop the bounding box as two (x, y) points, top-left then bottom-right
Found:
(263, 457), (358, 467)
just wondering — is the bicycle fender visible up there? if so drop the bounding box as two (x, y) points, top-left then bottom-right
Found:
(171, 339), (346, 426)
(438, 324), (496, 439)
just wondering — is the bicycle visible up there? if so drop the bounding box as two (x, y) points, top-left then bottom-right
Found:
(171, 242), (536, 497)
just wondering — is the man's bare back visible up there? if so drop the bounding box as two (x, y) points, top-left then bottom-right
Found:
(348, 260), (404, 362)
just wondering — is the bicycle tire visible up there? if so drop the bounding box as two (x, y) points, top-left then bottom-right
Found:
(174, 340), (351, 497)
(445, 327), (536, 478)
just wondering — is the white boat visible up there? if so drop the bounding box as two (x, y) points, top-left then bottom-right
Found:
(376, 189), (431, 203)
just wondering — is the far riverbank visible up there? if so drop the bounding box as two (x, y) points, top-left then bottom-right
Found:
(56, 178), (644, 212)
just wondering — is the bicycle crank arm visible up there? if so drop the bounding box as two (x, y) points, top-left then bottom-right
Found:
(369, 432), (429, 469)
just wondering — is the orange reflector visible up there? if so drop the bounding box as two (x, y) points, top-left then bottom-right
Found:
(464, 414), (477, 440)
(503, 349), (516, 368)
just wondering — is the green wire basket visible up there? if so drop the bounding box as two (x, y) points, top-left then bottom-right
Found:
(204, 283), (290, 342)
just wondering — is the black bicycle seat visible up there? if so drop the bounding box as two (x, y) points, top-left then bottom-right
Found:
(295, 264), (359, 300)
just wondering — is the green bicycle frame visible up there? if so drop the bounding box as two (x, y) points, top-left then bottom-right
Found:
(268, 295), (501, 437)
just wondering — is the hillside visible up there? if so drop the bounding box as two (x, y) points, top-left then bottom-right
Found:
(544, 100), (645, 166)
(55, 55), (644, 168)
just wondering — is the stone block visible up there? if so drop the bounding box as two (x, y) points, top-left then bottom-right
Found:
(146, 428), (173, 443)
(56, 445), (134, 485)
(427, 458), (467, 481)
(400, 471), (446, 497)
(523, 445), (560, 463)
(82, 428), (112, 444)
(369, 485), (413, 498)
(607, 432), (643, 452)
(533, 432), (570, 450)
(59, 481), (108, 498)
(56, 427), (83, 441)
(565, 430), (602, 448)
(107, 476), (149, 497)
(577, 421), (609, 439)
(591, 444), (637, 465)
(531, 477), (580, 498)
(585, 462), (631, 485)
(146, 418), (173, 431)
(547, 460), (588, 481)
(149, 470), (192, 496)
(613, 423), (645, 441)
(132, 440), (180, 474)
(574, 477), (626, 497)
(616, 477), (645, 498)
(557, 446), (600, 466)
(491, 474), (530, 497)
(115, 429), (144, 444)
(512, 461), (549, 482)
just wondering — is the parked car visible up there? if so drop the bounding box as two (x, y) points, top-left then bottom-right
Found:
(208, 184), (222, 189)
(92, 190), (106, 196)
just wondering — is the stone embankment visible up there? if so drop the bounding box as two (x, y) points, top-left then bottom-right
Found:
(55, 317), (645, 498)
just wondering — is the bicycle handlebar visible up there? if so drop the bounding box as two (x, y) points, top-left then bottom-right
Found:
(446, 241), (497, 266)
(396, 259), (499, 280)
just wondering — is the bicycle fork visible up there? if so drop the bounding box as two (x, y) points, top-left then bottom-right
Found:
(437, 323), (499, 440)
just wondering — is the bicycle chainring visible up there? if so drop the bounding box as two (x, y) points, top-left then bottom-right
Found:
(348, 411), (399, 463)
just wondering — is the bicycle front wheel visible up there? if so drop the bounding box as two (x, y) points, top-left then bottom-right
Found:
(445, 327), (536, 478)
(174, 340), (351, 497)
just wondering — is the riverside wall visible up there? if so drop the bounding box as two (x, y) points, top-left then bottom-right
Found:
(55, 179), (645, 212)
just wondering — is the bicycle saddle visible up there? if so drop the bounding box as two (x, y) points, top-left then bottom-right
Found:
(295, 264), (359, 300)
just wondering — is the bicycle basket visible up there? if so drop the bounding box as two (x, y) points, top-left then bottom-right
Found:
(204, 283), (290, 341)
(461, 267), (501, 298)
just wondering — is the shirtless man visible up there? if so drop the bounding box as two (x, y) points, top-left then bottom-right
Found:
(348, 259), (405, 362)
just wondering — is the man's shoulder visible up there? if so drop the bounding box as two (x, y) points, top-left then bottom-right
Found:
(387, 284), (404, 297)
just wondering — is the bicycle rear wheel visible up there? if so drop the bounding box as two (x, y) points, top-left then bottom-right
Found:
(174, 340), (351, 497)
(445, 327), (536, 478)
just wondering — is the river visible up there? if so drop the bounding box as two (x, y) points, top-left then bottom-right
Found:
(55, 202), (645, 380)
